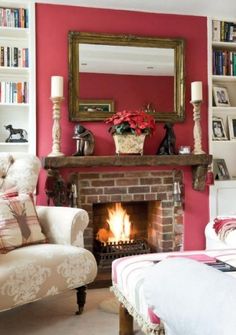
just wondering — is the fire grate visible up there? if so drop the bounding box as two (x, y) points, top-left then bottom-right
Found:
(94, 239), (150, 270)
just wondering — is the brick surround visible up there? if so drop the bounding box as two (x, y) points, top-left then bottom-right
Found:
(73, 169), (184, 253)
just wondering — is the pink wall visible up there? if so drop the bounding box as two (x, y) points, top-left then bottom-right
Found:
(36, 4), (209, 250)
(80, 73), (173, 111)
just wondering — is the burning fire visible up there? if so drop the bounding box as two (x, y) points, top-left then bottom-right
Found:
(97, 203), (131, 244)
(107, 203), (131, 243)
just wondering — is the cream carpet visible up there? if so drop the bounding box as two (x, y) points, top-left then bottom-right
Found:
(0, 288), (144, 335)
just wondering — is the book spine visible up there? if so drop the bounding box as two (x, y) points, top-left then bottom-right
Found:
(233, 52), (236, 76)
(25, 9), (29, 28)
(0, 8), (3, 27)
(18, 48), (22, 68)
(13, 47), (18, 67)
(0, 46), (4, 67)
(221, 21), (225, 41)
(25, 48), (29, 67)
(14, 8), (19, 28)
(229, 51), (233, 76)
(1, 82), (6, 103)
(229, 22), (234, 42)
(212, 20), (221, 42)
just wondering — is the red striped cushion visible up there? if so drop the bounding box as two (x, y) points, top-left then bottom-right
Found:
(0, 193), (46, 253)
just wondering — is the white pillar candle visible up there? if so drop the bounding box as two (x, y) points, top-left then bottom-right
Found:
(51, 76), (64, 98)
(191, 81), (202, 102)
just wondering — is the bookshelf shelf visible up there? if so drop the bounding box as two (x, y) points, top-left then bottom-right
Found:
(212, 75), (236, 82)
(212, 140), (236, 144)
(212, 106), (236, 111)
(209, 17), (236, 218)
(0, 102), (29, 107)
(0, 27), (28, 38)
(212, 41), (236, 48)
(0, 142), (28, 145)
(0, 0), (35, 154)
(0, 66), (29, 75)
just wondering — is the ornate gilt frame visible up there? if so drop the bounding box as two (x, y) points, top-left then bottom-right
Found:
(68, 31), (185, 122)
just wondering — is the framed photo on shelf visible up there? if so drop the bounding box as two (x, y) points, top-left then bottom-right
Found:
(79, 100), (114, 113)
(213, 159), (230, 180)
(213, 86), (230, 107)
(212, 117), (228, 140)
(228, 116), (236, 140)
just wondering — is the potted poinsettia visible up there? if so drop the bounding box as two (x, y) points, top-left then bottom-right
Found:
(105, 110), (156, 155)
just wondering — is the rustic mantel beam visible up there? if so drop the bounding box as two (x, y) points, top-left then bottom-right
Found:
(41, 154), (212, 191)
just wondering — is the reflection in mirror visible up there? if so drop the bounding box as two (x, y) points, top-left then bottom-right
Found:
(68, 32), (185, 122)
(79, 44), (175, 113)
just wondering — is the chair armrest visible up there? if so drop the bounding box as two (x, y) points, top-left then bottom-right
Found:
(36, 205), (89, 247)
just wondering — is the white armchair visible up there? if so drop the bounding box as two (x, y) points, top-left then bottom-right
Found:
(0, 153), (97, 314)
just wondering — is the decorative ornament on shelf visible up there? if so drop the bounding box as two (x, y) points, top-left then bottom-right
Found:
(48, 76), (65, 157)
(105, 110), (156, 155)
(4, 124), (28, 143)
(157, 123), (176, 155)
(72, 124), (95, 156)
(190, 81), (205, 155)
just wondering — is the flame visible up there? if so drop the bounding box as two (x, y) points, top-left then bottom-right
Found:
(107, 203), (131, 243)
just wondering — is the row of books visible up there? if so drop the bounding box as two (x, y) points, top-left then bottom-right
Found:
(0, 46), (28, 68)
(213, 50), (236, 76)
(0, 7), (28, 28)
(212, 20), (236, 42)
(0, 81), (29, 104)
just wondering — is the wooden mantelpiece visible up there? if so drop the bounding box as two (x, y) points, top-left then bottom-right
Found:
(42, 154), (212, 191)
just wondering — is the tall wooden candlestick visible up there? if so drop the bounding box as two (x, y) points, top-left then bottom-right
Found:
(191, 100), (205, 154)
(48, 96), (65, 157)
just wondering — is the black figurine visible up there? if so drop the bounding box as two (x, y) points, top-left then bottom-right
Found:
(73, 124), (95, 156)
(157, 123), (176, 155)
(5, 124), (28, 142)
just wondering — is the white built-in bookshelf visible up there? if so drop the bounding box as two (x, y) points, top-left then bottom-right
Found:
(208, 17), (236, 219)
(0, 0), (35, 154)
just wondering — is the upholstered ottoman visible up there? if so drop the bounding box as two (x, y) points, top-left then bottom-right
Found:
(111, 249), (236, 335)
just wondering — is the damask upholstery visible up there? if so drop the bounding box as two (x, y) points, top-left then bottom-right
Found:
(0, 210), (97, 312)
(0, 153), (97, 313)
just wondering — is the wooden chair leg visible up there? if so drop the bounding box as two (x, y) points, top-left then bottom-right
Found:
(75, 285), (87, 315)
(119, 303), (133, 335)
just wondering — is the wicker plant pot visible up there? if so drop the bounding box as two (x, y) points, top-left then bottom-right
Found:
(113, 134), (146, 155)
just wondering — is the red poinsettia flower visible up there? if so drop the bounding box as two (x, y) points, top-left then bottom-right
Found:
(105, 110), (157, 136)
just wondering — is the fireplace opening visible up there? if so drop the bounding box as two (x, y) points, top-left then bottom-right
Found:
(93, 201), (160, 272)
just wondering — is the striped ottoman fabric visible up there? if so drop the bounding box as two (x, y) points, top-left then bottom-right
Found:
(111, 249), (236, 334)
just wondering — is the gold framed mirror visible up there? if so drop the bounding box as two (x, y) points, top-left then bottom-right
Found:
(68, 32), (185, 122)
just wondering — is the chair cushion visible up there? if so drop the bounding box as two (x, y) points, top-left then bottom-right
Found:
(0, 193), (46, 253)
(0, 243), (97, 312)
(0, 153), (41, 194)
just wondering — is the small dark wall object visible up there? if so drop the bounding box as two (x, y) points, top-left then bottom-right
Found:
(44, 169), (68, 206)
(4, 124), (28, 142)
(157, 123), (176, 155)
(73, 124), (95, 156)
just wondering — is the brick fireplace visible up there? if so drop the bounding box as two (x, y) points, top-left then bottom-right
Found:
(42, 154), (212, 261)
(73, 169), (184, 255)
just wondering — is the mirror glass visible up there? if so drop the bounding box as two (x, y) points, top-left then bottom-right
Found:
(68, 32), (185, 122)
